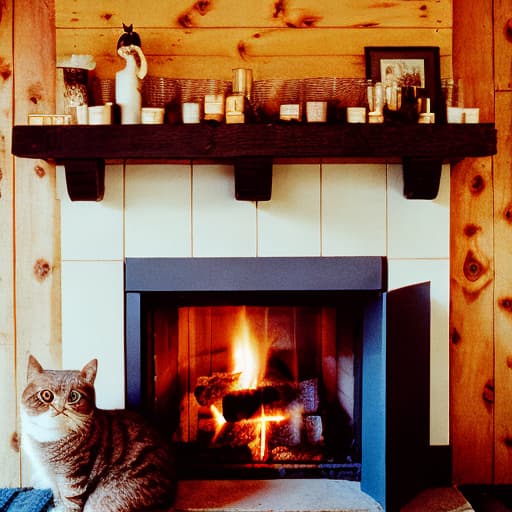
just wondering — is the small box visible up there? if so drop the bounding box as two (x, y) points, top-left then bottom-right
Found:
(368, 112), (384, 124)
(306, 101), (327, 123)
(280, 104), (302, 122)
(346, 107), (367, 123)
(182, 102), (201, 124)
(204, 94), (225, 122)
(463, 108), (479, 124)
(446, 106), (464, 124)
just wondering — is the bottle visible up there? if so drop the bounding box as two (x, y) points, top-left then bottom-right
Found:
(115, 24), (148, 124)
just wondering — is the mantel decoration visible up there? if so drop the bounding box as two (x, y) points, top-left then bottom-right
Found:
(14, 33), (497, 204)
(364, 46), (442, 123)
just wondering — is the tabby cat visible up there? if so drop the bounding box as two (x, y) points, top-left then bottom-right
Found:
(20, 355), (176, 512)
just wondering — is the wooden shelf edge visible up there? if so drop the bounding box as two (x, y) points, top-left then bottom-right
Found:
(12, 123), (497, 201)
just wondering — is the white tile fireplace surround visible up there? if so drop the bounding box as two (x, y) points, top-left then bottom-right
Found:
(58, 161), (449, 508)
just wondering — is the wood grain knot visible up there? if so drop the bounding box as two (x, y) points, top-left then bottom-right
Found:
(100, 12), (113, 21)
(0, 57), (12, 81)
(450, 328), (461, 345)
(504, 203), (512, 223)
(506, 355), (512, 369)
(470, 174), (485, 194)
(482, 380), (494, 408)
(504, 436), (512, 448)
(194, 0), (212, 15)
(506, 18), (512, 41)
(34, 259), (51, 282)
(463, 223), (481, 237)
(10, 432), (20, 453)
(273, 0), (285, 18)
(34, 164), (46, 178)
(237, 41), (248, 60)
(463, 250), (485, 282)
(498, 297), (512, 313)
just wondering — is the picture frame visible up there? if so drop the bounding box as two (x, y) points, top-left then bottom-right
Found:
(364, 46), (443, 121)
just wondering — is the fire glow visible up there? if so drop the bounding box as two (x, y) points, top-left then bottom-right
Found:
(232, 309), (260, 389)
(209, 308), (287, 460)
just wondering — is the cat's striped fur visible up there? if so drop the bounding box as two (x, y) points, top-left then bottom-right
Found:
(20, 355), (176, 512)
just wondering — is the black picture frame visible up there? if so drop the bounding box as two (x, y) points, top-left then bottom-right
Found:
(364, 46), (443, 121)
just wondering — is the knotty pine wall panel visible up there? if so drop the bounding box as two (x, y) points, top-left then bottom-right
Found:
(13, 0), (61, 487)
(55, 0), (452, 80)
(450, 156), (495, 484)
(493, 90), (512, 483)
(494, 0), (512, 91)
(0, 0), (18, 487)
(56, 0), (451, 29)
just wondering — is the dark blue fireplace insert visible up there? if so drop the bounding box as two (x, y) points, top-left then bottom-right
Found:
(124, 256), (433, 511)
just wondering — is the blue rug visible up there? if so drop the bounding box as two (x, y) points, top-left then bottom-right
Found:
(0, 488), (53, 512)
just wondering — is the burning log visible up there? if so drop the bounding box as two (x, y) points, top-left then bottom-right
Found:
(222, 386), (281, 422)
(214, 421), (259, 447)
(305, 415), (323, 444)
(194, 372), (242, 406)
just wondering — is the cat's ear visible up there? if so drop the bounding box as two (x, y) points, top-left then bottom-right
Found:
(81, 359), (98, 385)
(27, 355), (44, 381)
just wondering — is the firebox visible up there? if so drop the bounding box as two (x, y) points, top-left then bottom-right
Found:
(125, 257), (431, 511)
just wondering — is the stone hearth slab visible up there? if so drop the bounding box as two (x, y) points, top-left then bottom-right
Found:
(174, 480), (383, 512)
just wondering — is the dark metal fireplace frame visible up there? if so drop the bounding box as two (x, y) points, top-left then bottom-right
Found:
(125, 256), (435, 511)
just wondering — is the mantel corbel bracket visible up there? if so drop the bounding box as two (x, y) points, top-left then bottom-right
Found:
(402, 157), (443, 200)
(234, 157), (273, 201)
(61, 159), (105, 201)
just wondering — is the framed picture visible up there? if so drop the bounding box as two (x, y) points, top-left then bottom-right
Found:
(365, 46), (442, 120)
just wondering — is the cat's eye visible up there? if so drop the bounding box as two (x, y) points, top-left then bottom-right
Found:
(68, 390), (82, 404)
(38, 389), (54, 404)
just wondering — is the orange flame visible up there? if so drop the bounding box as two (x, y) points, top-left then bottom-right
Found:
(232, 309), (260, 389)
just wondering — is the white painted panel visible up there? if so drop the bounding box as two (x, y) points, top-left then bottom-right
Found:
(258, 164), (320, 256)
(62, 261), (125, 409)
(388, 258), (450, 445)
(387, 163), (450, 258)
(125, 164), (192, 257)
(59, 164), (123, 260)
(192, 164), (257, 257)
(322, 163), (387, 256)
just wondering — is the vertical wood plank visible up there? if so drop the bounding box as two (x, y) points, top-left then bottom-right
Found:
(0, 0), (20, 487)
(453, 0), (495, 122)
(13, 0), (61, 485)
(493, 90), (512, 483)
(451, 0), (495, 484)
(494, 0), (512, 91)
(450, 158), (494, 484)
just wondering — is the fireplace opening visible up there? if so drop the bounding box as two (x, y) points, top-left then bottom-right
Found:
(125, 257), (434, 510)
(139, 292), (366, 480)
